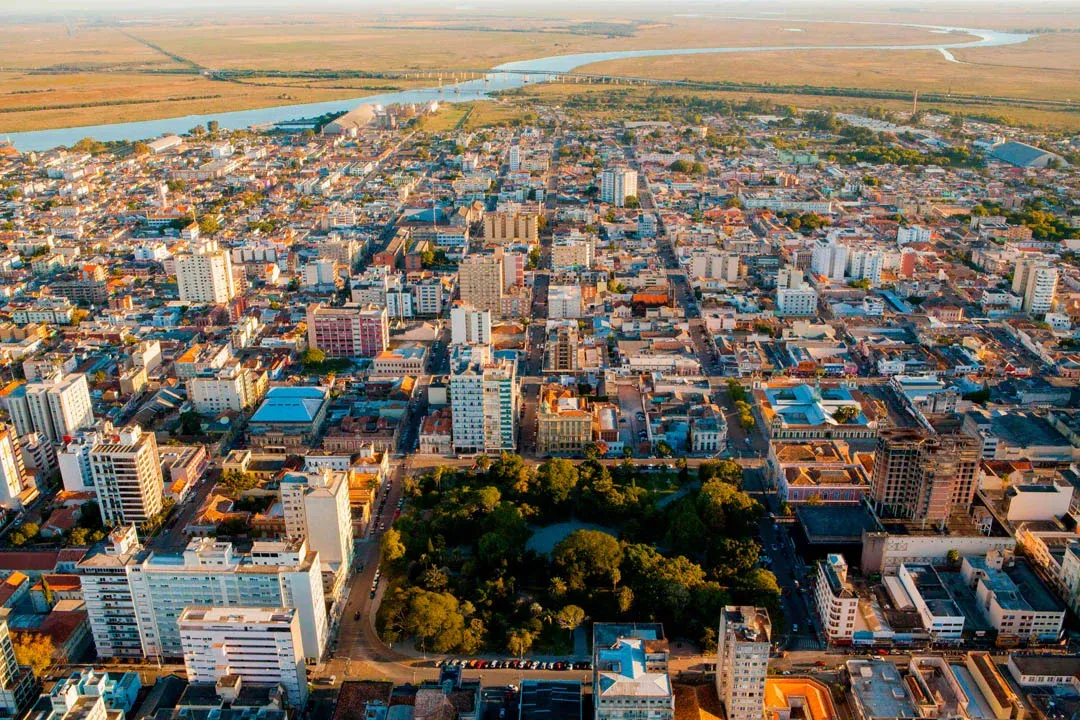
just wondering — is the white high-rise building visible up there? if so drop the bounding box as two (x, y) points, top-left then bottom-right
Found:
(897, 225), (932, 245)
(450, 304), (492, 346)
(59, 425), (111, 493)
(25, 372), (94, 445)
(814, 554), (860, 642)
(1013, 256), (1058, 316)
(176, 239), (236, 304)
(600, 168), (638, 207)
(77, 532), (328, 662)
(776, 287), (818, 316)
(716, 606), (771, 720)
(450, 346), (518, 454)
(847, 248), (884, 286)
(90, 425), (164, 527)
(0, 611), (34, 719)
(0, 426), (31, 510)
(810, 239), (848, 282)
(280, 469), (353, 576)
(508, 145), (522, 172)
(179, 606), (308, 708)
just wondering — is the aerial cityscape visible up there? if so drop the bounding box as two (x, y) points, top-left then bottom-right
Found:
(4, 2), (1080, 720)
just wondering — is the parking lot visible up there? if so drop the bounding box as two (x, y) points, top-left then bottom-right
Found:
(437, 659), (591, 672)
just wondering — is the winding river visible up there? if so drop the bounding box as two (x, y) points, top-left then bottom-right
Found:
(2, 21), (1030, 152)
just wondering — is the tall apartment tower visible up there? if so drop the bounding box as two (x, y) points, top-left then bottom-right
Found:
(0, 426), (31, 510)
(458, 254), (505, 315)
(600, 168), (638, 207)
(869, 417), (981, 526)
(716, 606), (771, 720)
(89, 425), (164, 526)
(24, 372), (94, 445)
(0, 611), (35, 719)
(306, 303), (389, 358)
(484, 211), (538, 243)
(179, 606), (308, 708)
(450, 346), (518, 454)
(1013, 256), (1058, 316)
(176, 238), (236, 304)
(450, 304), (492, 346)
(279, 469), (354, 573)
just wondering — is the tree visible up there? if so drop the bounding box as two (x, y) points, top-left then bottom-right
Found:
(132, 141), (151, 156)
(698, 459), (742, 487)
(302, 348), (326, 367)
(177, 408), (202, 436)
(382, 527), (406, 566)
(207, 120), (220, 133)
(946, 549), (961, 567)
(806, 494), (824, 506)
(69, 528), (90, 547)
(402, 589), (467, 654)
(726, 378), (748, 403)
(536, 459), (578, 505)
(221, 470), (258, 495)
(20, 523), (39, 540)
(197, 215), (220, 236)
(508, 628), (535, 657)
(832, 406), (860, 424)
(556, 605), (586, 640)
(623, 195), (641, 209)
(615, 586), (634, 614)
(552, 529), (623, 591)
(14, 633), (53, 676)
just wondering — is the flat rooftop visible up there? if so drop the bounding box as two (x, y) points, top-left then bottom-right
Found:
(847, 660), (917, 719)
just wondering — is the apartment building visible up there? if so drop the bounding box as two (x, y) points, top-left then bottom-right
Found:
(0, 611), (35, 720)
(869, 419), (980, 525)
(450, 347), (518, 454)
(776, 288), (818, 316)
(592, 623), (673, 720)
(0, 426), (31, 510)
(814, 554), (860, 643)
(484, 211), (538, 243)
(962, 555), (1065, 643)
(280, 469), (354, 587)
(186, 362), (267, 414)
(1013, 255), (1058, 316)
(179, 606), (308, 708)
(23, 373), (94, 445)
(306, 303), (389, 358)
(716, 606), (771, 720)
(77, 530), (328, 662)
(458, 254), (504, 315)
(450, 304), (492, 346)
(600, 168), (638, 207)
(90, 425), (164, 526)
(176, 239), (236, 304)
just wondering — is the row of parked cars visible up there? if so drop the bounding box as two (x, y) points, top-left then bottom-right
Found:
(437, 659), (592, 671)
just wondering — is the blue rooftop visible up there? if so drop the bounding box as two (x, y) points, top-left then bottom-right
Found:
(250, 386), (329, 424)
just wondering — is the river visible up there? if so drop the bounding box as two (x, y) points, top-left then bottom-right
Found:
(2, 21), (1030, 152)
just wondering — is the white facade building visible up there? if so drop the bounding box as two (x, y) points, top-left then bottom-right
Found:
(25, 372), (94, 445)
(776, 288), (818, 316)
(90, 425), (164, 526)
(814, 554), (860, 642)
(450, 305), (492, 346)
(600, 168), (638, 207)
(176, 239), (236, 304)
(179, 606), (308, 708)
(77, 531), (328, 663)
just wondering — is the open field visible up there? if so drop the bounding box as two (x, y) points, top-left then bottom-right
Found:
(0, 9), (1078, 133)
(418, 101), (533, 133)
(503, 82), (1080, 132)
(577, 42), (1080, 104)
